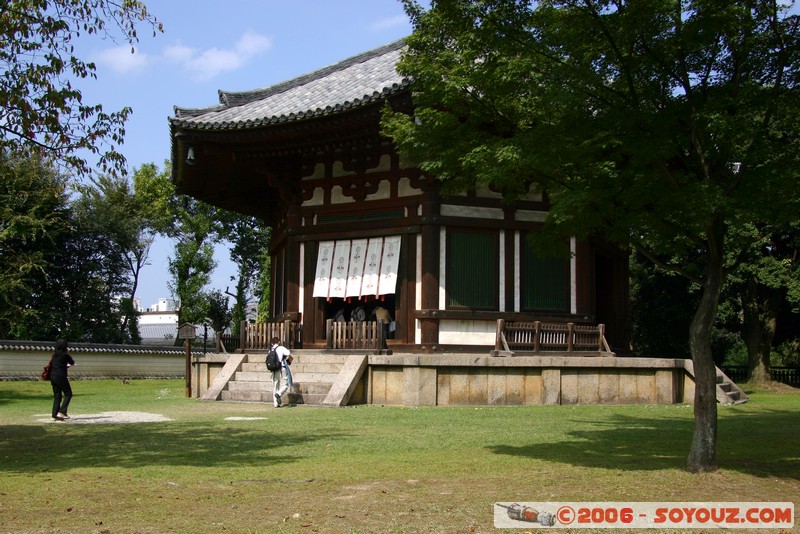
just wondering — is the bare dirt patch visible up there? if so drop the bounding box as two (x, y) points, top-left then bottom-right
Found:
(35, 411), (173, 424)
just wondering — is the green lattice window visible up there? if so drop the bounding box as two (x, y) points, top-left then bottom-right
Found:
(521, 237), (569, 311)
(446, 229), (498, 309)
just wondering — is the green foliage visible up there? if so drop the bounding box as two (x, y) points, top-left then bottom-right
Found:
(205, 289), (232, 336)
(256, 245), (272, 322)
(217, 212), (271, 333)
(630, 253), (697, 358)
(385, 0), (800, 470)
(0, 150), (70, 337)
(0, 0), (162, 176)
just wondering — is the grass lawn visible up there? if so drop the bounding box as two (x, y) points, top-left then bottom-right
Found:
(0, 379), (798, 533)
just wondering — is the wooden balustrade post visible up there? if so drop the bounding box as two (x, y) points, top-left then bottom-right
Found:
(567, 323), (575, 352)
(326, 319), (333, 350)
(495, 319), (505, 352)
(239, 321), (247, 351)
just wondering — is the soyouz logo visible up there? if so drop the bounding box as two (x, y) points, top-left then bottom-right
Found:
(493, 502), (794, 529)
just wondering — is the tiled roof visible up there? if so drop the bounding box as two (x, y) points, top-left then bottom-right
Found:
(170, 39), (409, 131)
(0, 339), (203, 355)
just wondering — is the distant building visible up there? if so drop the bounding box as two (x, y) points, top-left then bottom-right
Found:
(137, 299), (179, 345)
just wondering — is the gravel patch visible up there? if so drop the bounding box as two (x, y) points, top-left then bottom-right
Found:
(36, 411), (173, 424)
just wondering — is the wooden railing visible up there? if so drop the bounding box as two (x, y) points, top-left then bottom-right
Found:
(218, 334), (241, 353)
(240, 320), (301, 351)
(492, 320), (614, 356)
(326, 319), (387, 352)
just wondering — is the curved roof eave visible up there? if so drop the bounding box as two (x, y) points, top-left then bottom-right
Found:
(169, 38), (411, 133)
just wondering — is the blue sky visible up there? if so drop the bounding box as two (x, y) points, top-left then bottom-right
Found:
(74, 0), (416, 309)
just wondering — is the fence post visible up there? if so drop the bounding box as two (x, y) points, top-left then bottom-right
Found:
(598, 324), (605, 352)
(567, 323), (575, 352)
(283, 320), (291, 348)
(326, 319), (333, 350)
(495, 319), (504, 353)
(239, 321), (247, 351)
(377, 320), (386, 353)
(533, 321), (541, 353)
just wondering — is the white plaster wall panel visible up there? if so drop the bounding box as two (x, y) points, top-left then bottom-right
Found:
(365, 179), (392, 201)
(332, 160), (356, 177)
(438, 319), (495, 345)
(331, 185), (356, 204)
(514, 210), (548, 222)
(365, 154), (392, 173)
(398, 176), (422, 197)
(301, 163), (325, 181)
(440, 204), (504, 220)
(302, 187), (324, 207)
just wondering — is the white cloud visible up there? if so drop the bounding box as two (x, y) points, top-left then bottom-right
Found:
(163, 43), (195, 63)
(93, 45), (150, 74)
(167, 31), (272, 82)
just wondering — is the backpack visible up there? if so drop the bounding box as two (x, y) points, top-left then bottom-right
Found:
(265, 347), (281, 371)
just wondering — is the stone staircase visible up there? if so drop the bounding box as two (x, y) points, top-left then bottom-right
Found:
(716, 367), (749, 405)
(682, 360), (749, 405)
(211, 351), (364, 406)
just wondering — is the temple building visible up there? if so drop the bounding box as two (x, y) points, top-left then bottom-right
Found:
(168, 39), (630, 354)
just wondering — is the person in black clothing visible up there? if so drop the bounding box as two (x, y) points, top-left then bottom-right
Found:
(50, 338), (75, 421)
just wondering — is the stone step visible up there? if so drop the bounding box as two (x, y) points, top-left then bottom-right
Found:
(219, 351), (347, 406)
(221, 389), (330, 405)
(234, 370), (340, 383)
(226, 379), (332, 395)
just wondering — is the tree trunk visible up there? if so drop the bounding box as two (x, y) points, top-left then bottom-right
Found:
(686, 221), (725, 473)
(741, 280), (776, 383)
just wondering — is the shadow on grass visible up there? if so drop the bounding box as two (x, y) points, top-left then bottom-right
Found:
(488, 409), (800, 479)
(0, 422), (344, 474)
(0, 386), (51, 405)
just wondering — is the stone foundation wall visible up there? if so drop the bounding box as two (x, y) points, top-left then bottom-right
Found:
(368, 354), (690, 406)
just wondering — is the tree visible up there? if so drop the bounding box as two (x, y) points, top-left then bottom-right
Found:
(205, 289), (232, 352)
(383, 0), (800, 472)
(73, 169), (166, 343)
(13, 176), (134, 342)
(630, 252), (697, 358)
(0, 150), (70, 338)
(0, 0), (161, 177)
(219, 213), (271, 335)
(167, 194), (221, 328)
(725, 222), (800, 381)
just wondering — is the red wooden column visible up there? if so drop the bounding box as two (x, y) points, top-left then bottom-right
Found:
(419, 191), (440, 350)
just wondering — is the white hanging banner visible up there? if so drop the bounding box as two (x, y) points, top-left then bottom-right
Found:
(361, 238), (384, 298)
(345, 239), (368, 297)
(378, 235), (401, 295)
(312, 241), (335, 298)
(328, 240), (351, 299)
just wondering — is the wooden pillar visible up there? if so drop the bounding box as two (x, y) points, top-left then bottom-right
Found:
(419, 191), (440, 349)
(285, 204), (301, 315)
